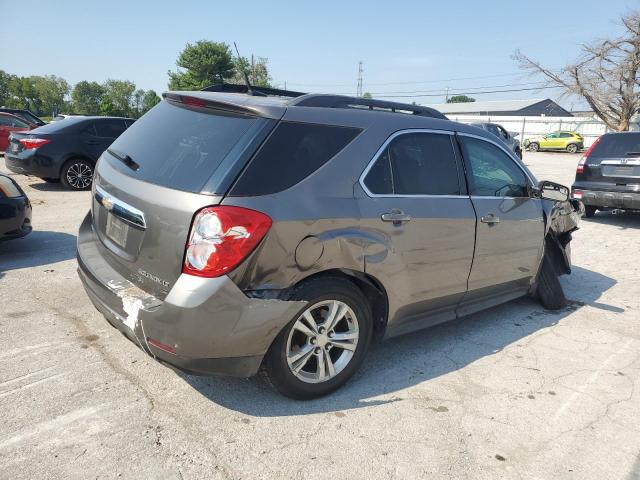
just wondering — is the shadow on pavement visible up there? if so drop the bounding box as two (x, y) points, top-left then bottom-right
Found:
(582, 210), (640, 229)
(183, 265), (618, 415)
(28, 181), (69, 192)
(0, 230), (76, 275)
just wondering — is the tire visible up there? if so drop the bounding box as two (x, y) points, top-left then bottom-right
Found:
(263, 276), (373, 399)
(42, 177), (60, 183)
(60, 158), (94, 191)
(566, 143), (578, 154)
(584, 206), (597, 218)
(529, 142), (540, 152)
(536, 251), (568, 310)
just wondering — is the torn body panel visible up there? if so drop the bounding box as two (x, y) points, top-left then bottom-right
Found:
(77, 213), (307, 376)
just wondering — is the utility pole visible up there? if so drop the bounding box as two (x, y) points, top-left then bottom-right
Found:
(356, 61), (363, 97)
(445, 86), (450, 103)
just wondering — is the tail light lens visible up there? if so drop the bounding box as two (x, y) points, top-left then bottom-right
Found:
(19, 138), (51, 150)
(183, 206), (272, 278)
(573, 189), (583, 199)
(577, 136), (601, 174)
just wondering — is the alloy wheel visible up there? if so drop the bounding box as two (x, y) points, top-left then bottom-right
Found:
(286, 300), (359, 384)
(66, 162), (93, 189)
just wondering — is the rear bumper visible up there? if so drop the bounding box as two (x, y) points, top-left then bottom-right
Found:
(4, 150), (59, 178)
(572, 187), (640, 211)
(0, 196), (32, 240)
(76, 212), (306, 377)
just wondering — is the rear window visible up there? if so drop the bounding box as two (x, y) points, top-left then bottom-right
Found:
(590, 133), (640, 159)
(105, 101), (262, 193)
(230, 121), (361, 196)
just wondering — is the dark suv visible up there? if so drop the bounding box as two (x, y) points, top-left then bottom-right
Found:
(572, 132), (640, 217)
(76, 87), (582, 399)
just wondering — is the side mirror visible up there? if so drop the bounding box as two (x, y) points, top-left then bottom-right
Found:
(537, 180), (569, 202)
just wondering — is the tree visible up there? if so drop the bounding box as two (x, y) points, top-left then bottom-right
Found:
(231, 55), (271, 87)
(168, 41), (235, 90)
(141, 90), (161, 115)
(362, 92), (373, 99)
(101, 79), (136, 117)
(514, 10), (640, 131)
(31, 75), (70, 116)
(0, 70), (12, 106)
(72, 81), (104, 115)
(447, 95), (475, 103)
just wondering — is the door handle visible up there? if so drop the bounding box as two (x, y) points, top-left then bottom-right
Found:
(480, 213), (500, 224)
(381, 212), (412, 224)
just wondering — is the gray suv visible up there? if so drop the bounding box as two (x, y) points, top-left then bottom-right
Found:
(77, 87), (583, 399)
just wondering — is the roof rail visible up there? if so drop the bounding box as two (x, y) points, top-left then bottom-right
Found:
(290, 94), (447, 120)
(201, 83), (306, 98)
(199, 84), (446, 119)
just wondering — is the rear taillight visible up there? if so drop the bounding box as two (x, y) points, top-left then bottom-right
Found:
(183, 206), (272, 278)
(19, 138), (50, 150)
(577, 136), (601, 173)
(573, 189), (583, 199)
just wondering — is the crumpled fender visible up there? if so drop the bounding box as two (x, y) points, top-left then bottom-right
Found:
(541, 198), (584, 274)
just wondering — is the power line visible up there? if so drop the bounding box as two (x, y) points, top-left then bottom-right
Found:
(359, 80), (550, 96)
(285, 69), (564, 88)
(374, 85), (562, 99)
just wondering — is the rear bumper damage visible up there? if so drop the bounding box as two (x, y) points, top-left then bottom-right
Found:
(76, 213), (306, 377)
(572, 187), (640, 211)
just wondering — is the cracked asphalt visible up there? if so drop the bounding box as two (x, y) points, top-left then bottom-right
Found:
(1, 151), (639, 479)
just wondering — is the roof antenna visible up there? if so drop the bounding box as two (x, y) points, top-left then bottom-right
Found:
(233, 42), (265, 96)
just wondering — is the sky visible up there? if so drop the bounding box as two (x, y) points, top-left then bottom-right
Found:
(0, 0), (636, 110)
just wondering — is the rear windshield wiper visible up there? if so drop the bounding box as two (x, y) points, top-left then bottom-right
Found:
(107, 148), (140, 171)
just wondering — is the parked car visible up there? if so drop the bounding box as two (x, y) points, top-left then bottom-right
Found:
(50, 114), (86, 122)
(4, 116), (135, 190)
(525, 131), (584, 153)
(76, 88), (582, 399)
(0, 108), (46, 127)
(572, 132), (640, 217)
(0, 174), (32, 241)
(470, 122), (522, 158)
(0, 112), (37, 152)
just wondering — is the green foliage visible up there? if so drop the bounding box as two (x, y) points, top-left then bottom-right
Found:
(447, 95), (475, 103)
(231, 56), (271, 87)
(71, 81), (105, 115)
(101, 79), (136, 117)
(362, 92), (372, 99)
(140, 90), (161, 115)
(168, 40), (235, 90)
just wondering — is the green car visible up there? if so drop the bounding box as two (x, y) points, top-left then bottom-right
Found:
(525, 131), (584, 153)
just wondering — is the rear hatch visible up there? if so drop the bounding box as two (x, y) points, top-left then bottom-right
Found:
(581, 133), (640, 186)
(90, 96), (280, 299)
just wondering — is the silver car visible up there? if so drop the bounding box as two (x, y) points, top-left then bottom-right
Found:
(77, 87), (582, 399)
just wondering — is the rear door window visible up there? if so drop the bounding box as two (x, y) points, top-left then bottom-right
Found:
(106, 100), (264, 193)
(364, 132), (461, 196)
(95, 119), (127, 138)
(230, 122), (361, 196)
